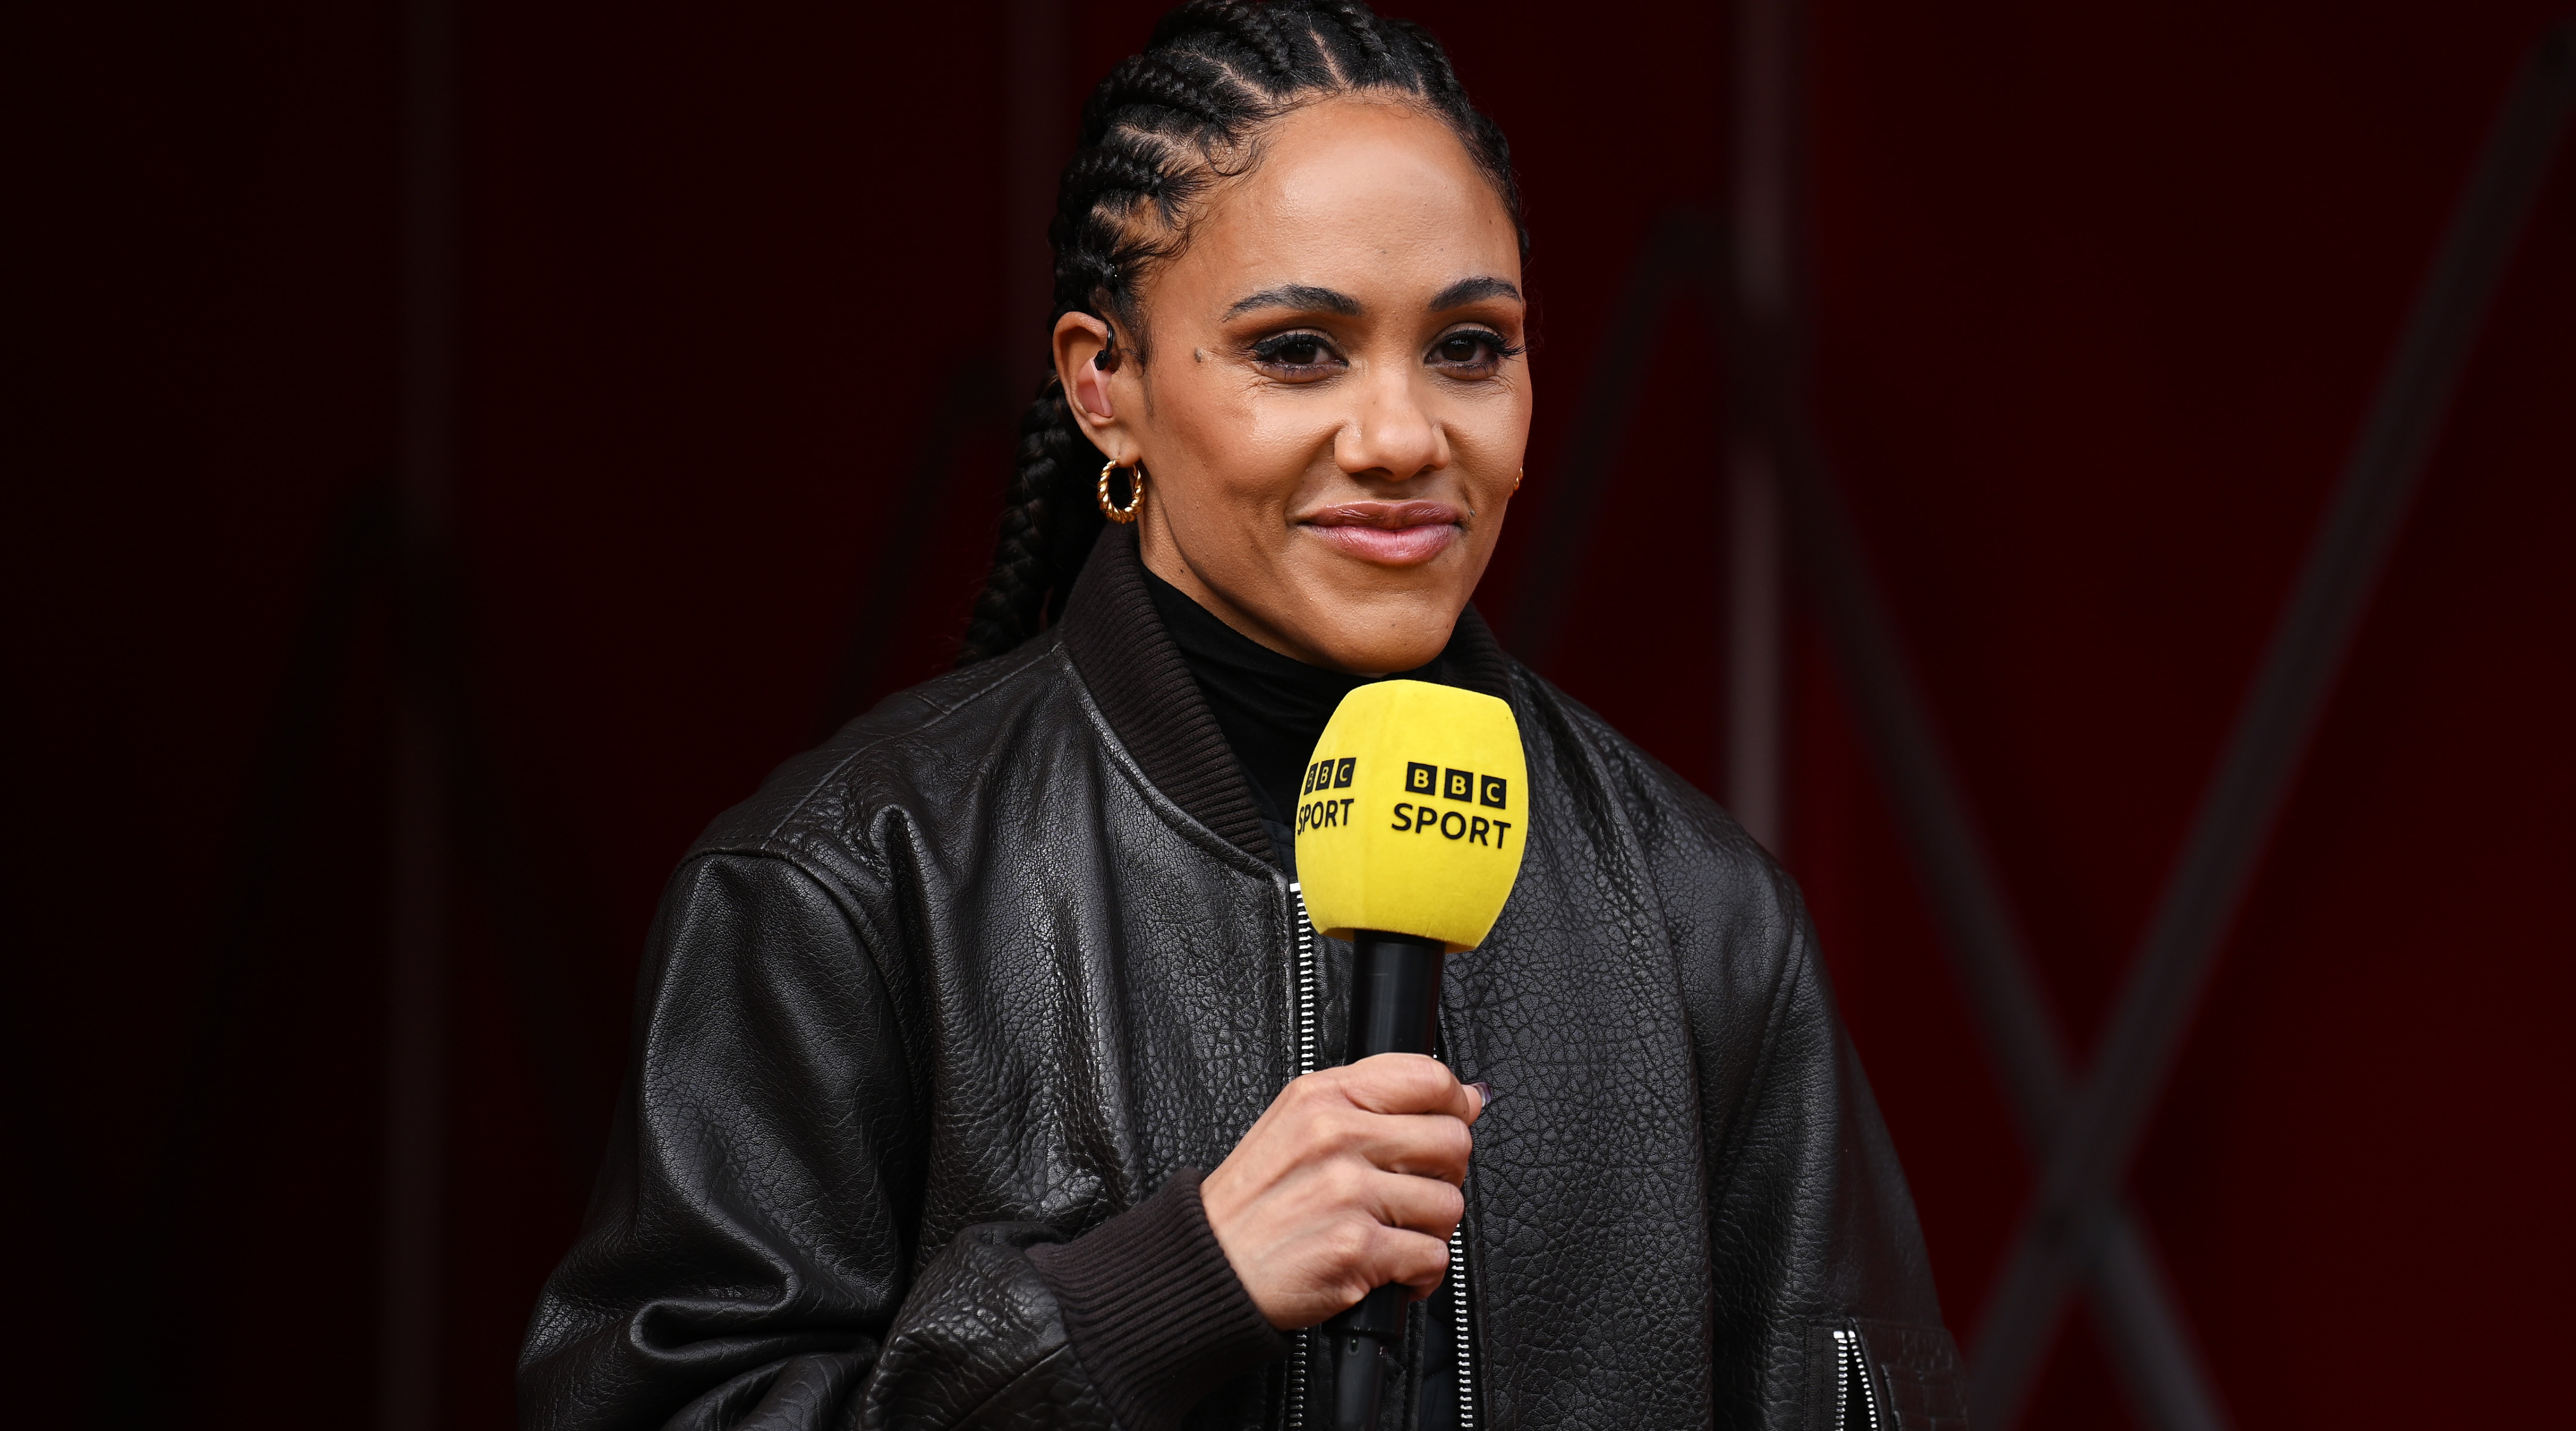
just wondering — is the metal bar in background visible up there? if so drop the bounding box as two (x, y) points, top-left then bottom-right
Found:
(383, 0), (460, 1423)
(819, 356), (1011, 733)
(1967, 23), (2576, 1429)
(1773, 422), (2234, 1431)
(1499, 206), (1719, 672)
(1499, 27), (2230, 1413)
(1724, 448), (1783, 848)
(1739, 0), (2231, 1420)
(1726, 0), (1792, 852)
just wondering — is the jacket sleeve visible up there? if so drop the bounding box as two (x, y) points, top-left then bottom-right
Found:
(1682, 855), (1970, 1430)
(515, 852), (1274, 1431)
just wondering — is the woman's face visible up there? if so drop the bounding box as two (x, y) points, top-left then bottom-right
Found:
(1056, 95), (1531, 675)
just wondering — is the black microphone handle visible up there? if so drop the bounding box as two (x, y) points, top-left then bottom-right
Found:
(1328, 929), (1446, 1431)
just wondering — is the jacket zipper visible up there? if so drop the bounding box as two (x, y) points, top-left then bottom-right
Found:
(1286, 884), (1320, 1431)
(1831, 1325), (1883, 1431)
(1447, 1218), (1476, 1430)
(1284, 884), (1479, 1431)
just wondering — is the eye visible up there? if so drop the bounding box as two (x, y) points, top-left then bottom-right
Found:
(1249, 329), (1345, 378)
(1428, 326), (1521, 374)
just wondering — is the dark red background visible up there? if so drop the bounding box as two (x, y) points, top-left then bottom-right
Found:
(15, 1), (2570, 1426)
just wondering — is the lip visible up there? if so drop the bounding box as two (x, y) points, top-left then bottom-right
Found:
(1299, 501), (1465, 566)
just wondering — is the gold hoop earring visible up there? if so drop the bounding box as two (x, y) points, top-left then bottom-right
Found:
(1514, 468), (1524, 492)
(1097, 459), (1144, 523)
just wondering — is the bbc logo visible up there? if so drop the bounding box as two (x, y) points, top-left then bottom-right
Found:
(1406, 761), (1507, 810)
(1302, 757), (1356, 795)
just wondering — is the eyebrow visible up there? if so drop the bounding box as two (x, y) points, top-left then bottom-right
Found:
(1221, 275), (1525, 321)
(1224, 284), (1362, 319)
(1427, 275), (1522, 310)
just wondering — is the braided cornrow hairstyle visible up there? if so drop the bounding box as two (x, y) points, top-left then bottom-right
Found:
(955, 0), (1528, 666)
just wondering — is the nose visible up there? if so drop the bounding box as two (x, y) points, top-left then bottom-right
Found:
(1332, 363), (1448, 483)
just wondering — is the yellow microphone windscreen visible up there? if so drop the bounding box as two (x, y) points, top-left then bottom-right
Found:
(1293, 680), (1528, 952)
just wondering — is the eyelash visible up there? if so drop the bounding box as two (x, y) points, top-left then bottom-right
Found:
(1245, 326), (1523, 377)
(1429, 327), (1523, 371)
(1249, 330), (1341, 372)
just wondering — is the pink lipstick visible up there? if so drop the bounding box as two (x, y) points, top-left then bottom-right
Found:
(1300, 501), (1463, 566)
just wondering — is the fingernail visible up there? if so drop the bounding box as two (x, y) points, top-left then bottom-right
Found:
(1469, 1080), (1495, 1109)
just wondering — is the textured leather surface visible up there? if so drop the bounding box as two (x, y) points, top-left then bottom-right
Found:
(520, 527), (1962, 1430)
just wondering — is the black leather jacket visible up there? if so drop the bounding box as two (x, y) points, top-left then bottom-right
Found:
(520, 527), (1966, 1431)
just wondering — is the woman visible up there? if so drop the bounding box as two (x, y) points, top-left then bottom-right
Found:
(521, 4), (1963, 1429)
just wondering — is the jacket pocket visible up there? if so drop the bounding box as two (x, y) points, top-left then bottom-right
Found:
(1806, 1317), (1969, 1430)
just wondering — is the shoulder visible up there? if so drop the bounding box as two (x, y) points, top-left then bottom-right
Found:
(686, 633), (1094, 887)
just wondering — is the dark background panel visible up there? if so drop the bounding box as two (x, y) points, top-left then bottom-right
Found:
(11, 1), (2568, 1427)
(1796, 6), (2574, 1427)
(2126, 124), (2576, 1427)
(12, 0), (404, 1422)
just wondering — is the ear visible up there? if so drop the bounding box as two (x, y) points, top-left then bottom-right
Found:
(1053, 312), (1137, 463)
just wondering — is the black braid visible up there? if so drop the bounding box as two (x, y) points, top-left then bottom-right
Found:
(959, 377), (1102, 665)
(1207, 3), (1298, 79)
(957, 0), (1527, 666)
(1320, 1), (1395, 69)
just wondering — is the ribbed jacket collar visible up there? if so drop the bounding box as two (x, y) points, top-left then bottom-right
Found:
(1057, 525), (1513, 864)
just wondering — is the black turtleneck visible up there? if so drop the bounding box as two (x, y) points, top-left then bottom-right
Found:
(1140, 566), (1444, 850)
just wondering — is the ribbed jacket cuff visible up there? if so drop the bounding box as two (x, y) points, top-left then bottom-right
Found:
(1027, 1169), (1287, 1431)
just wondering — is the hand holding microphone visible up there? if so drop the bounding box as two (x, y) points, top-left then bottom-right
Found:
(1198, 1054), (1485, 1328)
(1201, 680), (1528, 1431)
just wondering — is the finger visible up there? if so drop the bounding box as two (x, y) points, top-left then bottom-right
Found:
(1297, 1103), (1472, 1182)
(1354, 1111), (1474, 1182)
(1355, 1224), (1453, 1301)
(1364, 1166), (1467, 1240)
(1335, 1053), (1466, 1116)
(1315, 1056), (1486, 1130)
(1282, 1146), (1467, 1231)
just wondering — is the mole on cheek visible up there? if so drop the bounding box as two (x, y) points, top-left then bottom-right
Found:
(1195, 348), (1205, 362)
